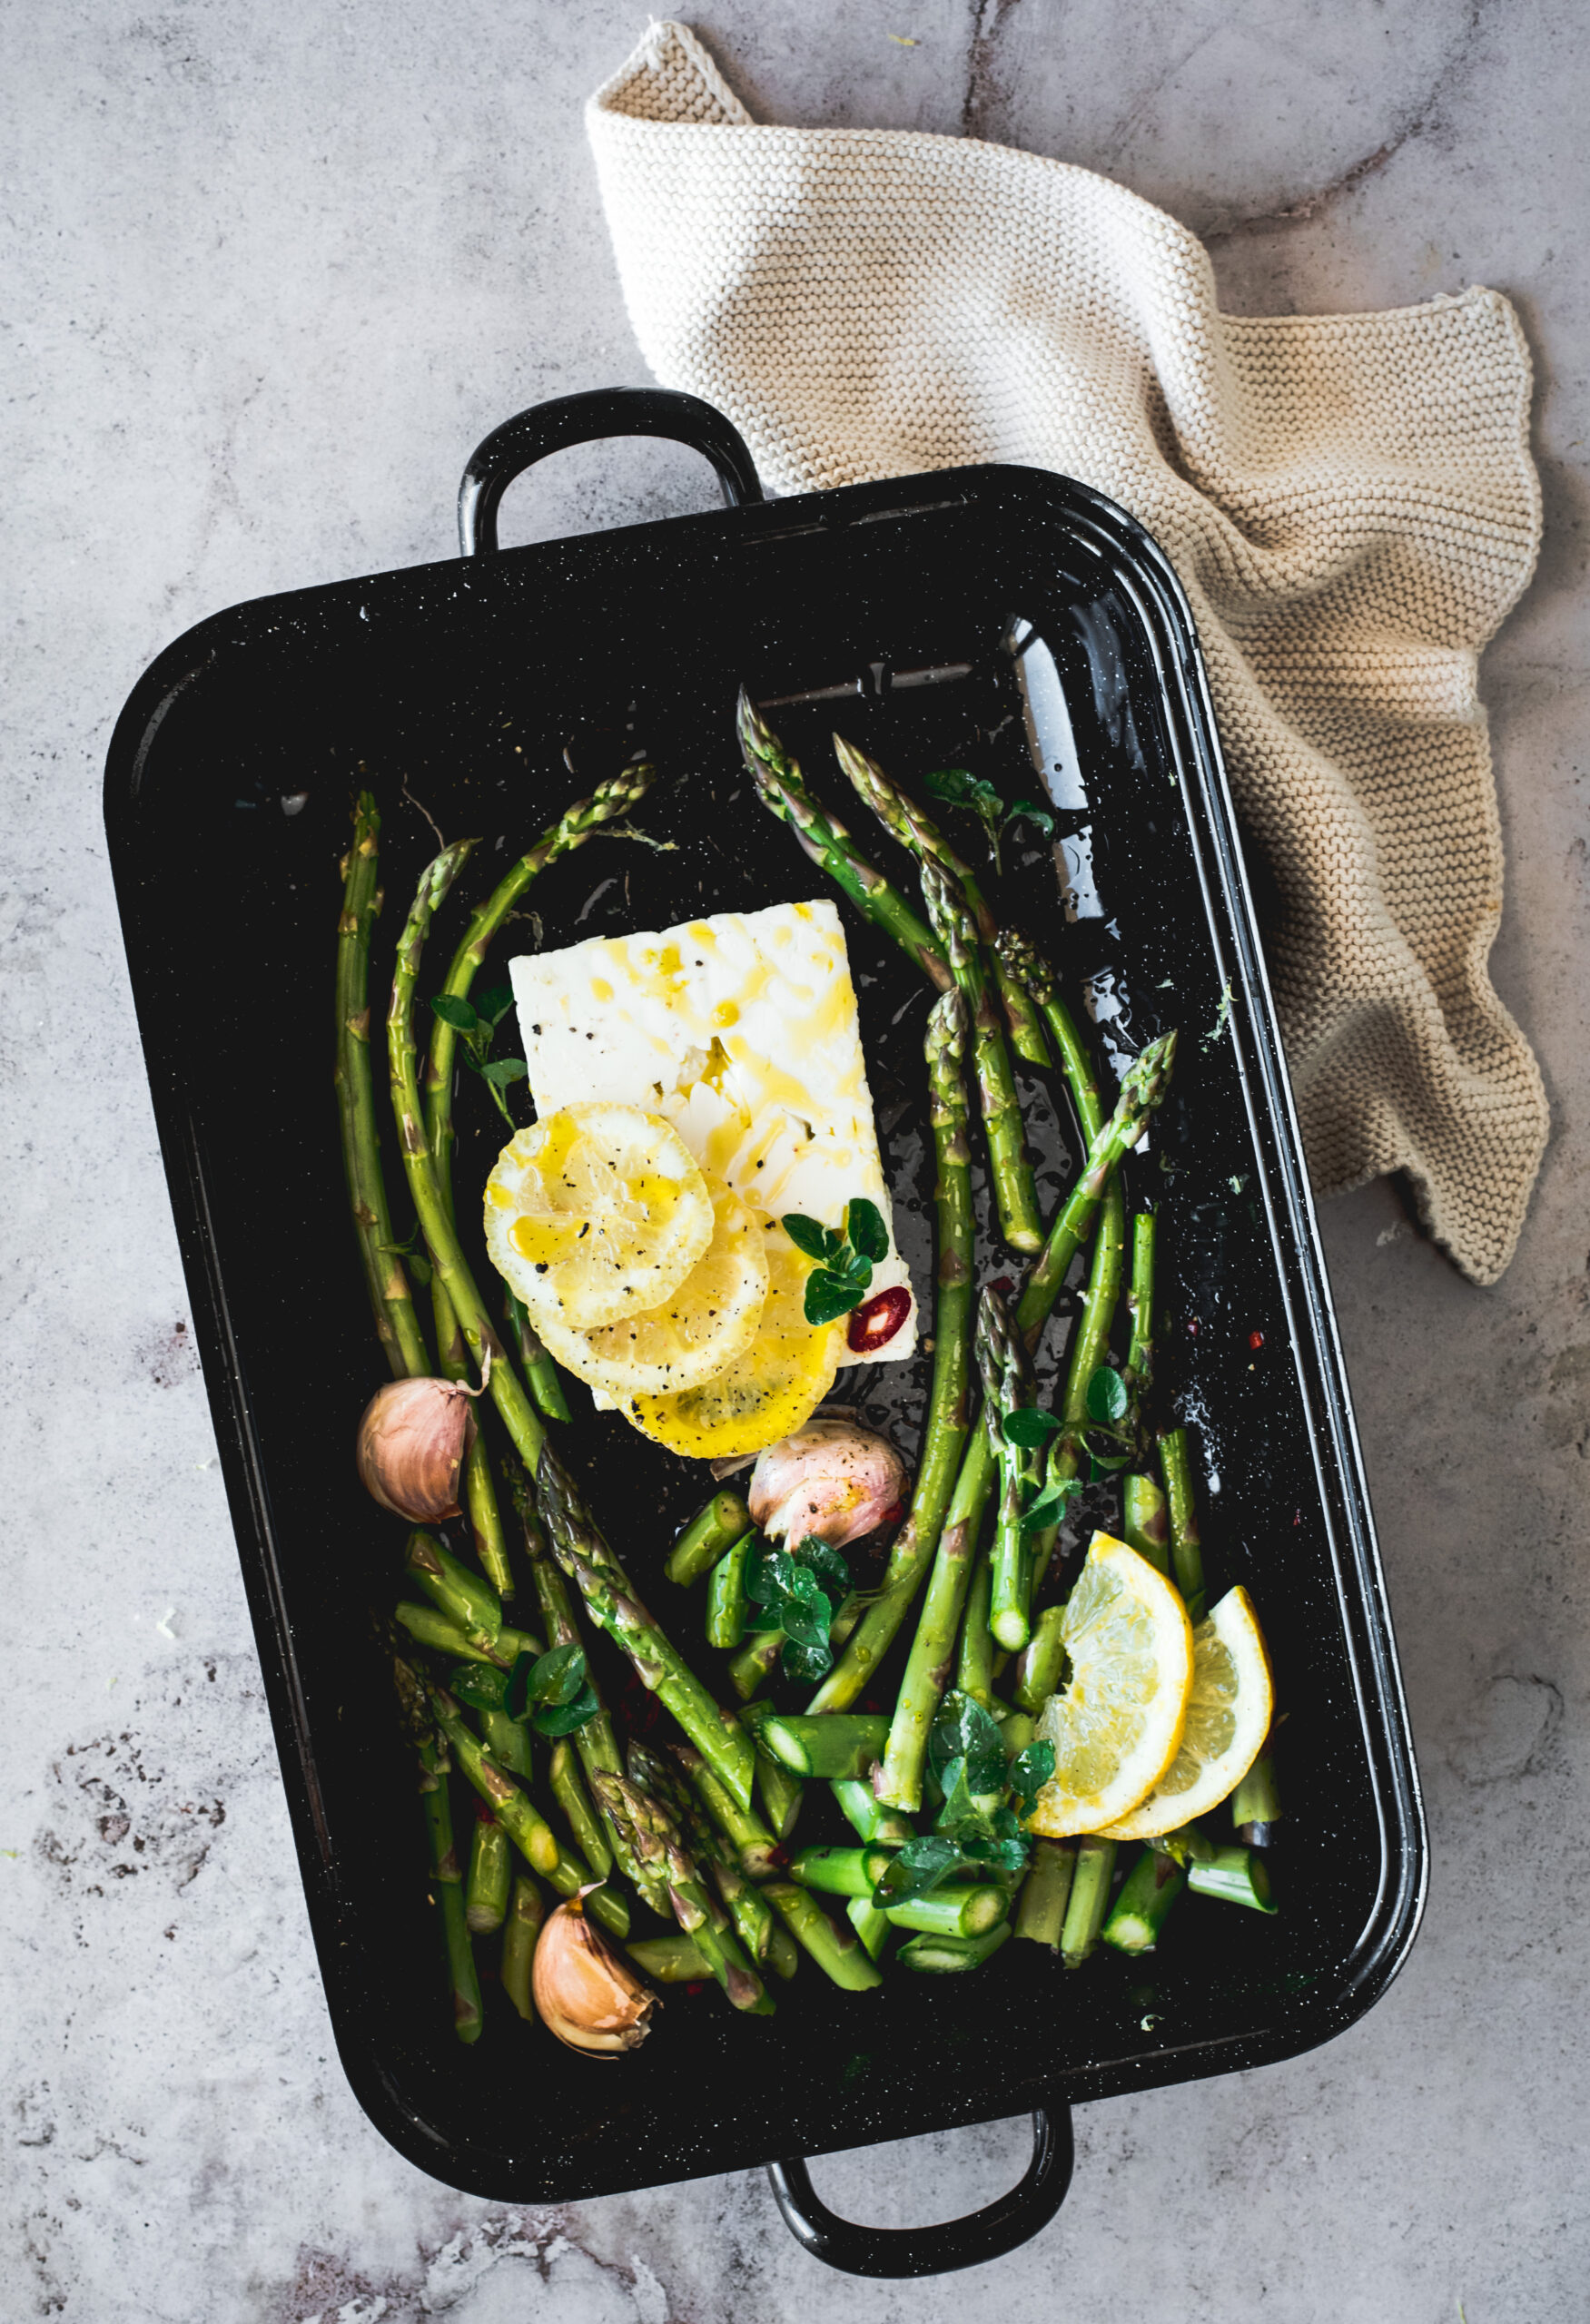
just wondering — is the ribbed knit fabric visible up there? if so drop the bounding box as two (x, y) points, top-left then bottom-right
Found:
(587, 21), (1547, 1285)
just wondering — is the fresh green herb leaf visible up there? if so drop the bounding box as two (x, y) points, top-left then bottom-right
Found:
(927, 1691), (1007, 1798)
(475, 1057), (528, 1088)
(531, 1679), (600, 1738)
(872, 1834), (966, 1905)
(522, 1642), (586, 1709)
(778, 1569), (834, 1649)
(1007, 799), (1057, 842)
(477, 984), (516, 1028)
(446, 1662), (509, 1714)
(790, 1535), (850, 1595)
(1089, 1450), (1132, 1478)
(805, 1267), (870, 1326)
(1086, 1364), (1129, 1425)
(845, 1197), (889, 1265)
(1019, 1478), (1081, 1536)
(924, 768), (1002, 816)
(780, 1213), (843, 1263)
(1008, 1740), (1056, 1817)
(781, 1638), (835, 1682)
(1003, 1408), (1062, 1451)
(430, 992), (479, 1033)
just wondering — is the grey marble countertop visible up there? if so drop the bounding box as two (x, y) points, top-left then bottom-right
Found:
(5, 5), (1586, 2318)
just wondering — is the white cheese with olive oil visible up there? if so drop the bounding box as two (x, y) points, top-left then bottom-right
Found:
(509, 900), (916, 1363)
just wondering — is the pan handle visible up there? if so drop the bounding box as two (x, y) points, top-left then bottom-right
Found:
(458, 387), (765, 555)
(765, 2106), (1073, 2278)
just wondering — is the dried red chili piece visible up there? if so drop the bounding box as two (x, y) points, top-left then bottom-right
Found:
(846, 1286), (912, 1354)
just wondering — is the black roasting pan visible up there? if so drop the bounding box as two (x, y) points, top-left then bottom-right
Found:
(103, 389), (1427, 2275)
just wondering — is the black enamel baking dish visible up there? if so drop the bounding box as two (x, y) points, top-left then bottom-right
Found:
(103, 389), (1427, 2276)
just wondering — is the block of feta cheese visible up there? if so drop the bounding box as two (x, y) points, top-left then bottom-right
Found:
(509, 900), (916, 1364)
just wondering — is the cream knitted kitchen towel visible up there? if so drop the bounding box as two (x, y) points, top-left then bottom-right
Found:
(587, 21), (1547, 1286)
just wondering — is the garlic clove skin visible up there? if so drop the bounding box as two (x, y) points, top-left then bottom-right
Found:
(356, 1376), (478, 1523)
(532, 1896), (657, 2056)
(748, 1418), (909, 1550)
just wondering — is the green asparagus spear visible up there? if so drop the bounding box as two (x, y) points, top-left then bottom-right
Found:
(430, 1689), (627, 1935)
(755, 1715), (889, 1781)
(1122, 1473), (1170, 1573)
(666, 1490), (754, 1587)
(674, 1747), (785, 1879)
(831, 734), (1050, 1065)
(627, 1932), (716, 1982)
(726, 1628), (784, 1702)
(897, 1925), (1012, 1972)
(424, 766), (657, 1429)
(830, 1779), (915, 1847)
(760, 1881), (884, 1992)
(706, 1534), (753, 1649)
(1188, 1846), (1277, 1913)
(1119, 1211), (1170, 1572)
(787, 1846), (895, 1899)
(593, 1763), (772, 2015)
(846, 1896), (893, 1960)
(394, 1600), (543, 1669)
(418, 1736), (482, 2043)
(1061, 1836), (1117, 1967)
(1016, 1029), (1174, 1334)
(430, 1247), (512, 1599)
(919, 857), (1042, 1256)
(1159, 1425), (1208, 1624)
(386, 842), (548, 1476)
(336, 794), (430, 1379)
(995, 929), (1105, 1149)
(480, 1706), (534, 1783)
(535, 1443), (756, 1811)
(1012, 1603), (1067, 1716)
(809, 991), (975, 1712)
(508, 1469), (670, 1914)
(465, 1808), (512, 1935)
(404, 1529), (503, 1651)
(500, 1875), (544, 2020)
(502, 1285), (572, 1425)
(979, 1285), (1042, 1651)
(1102, 1846), (1185, 1954)
(884, 1884), (1009, 1940)
(737, 1705), (805, 1842)
(956, 1554), (998, 1709)
(1015, 1839), (1076, 1947)
(736, 693), (951, 990)
(548, 1741), (613, 1882)
(1034, 1175), (1128, 1596)
(1231, 1751), (1281, 1846)
(629, 1741), (778, 1967)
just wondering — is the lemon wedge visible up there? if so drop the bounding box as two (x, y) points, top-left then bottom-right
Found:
(1027, 1532), (1195, 1837)
(1097, 1586), (1274, 1841)
(530, 1175), (770, 1397)
(623, 1227), (842, 1459)
(483, 1102), (713, 1332)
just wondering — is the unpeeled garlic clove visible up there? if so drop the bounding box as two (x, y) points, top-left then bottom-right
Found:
(532, 1896), (657, 2056)
(748, 1418), (908, 1550)
(356, 1376), (478, 1522)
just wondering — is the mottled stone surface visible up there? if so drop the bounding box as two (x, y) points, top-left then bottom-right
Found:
(4, 5), (1586, 2318)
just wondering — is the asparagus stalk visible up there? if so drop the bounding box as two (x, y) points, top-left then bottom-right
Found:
(736, 693), (951, 991)
(430, 1690), (627, 1935)
(430, 1253), (511, 1599)
(787, 1846), (895, 1899)
(394, 1600), (542, 1669)
(1032, 1175), (1128, 1599)
(1231, 1750), (1281, 1846)
(1102, 1846), (1185, 1954)
(897, 1925), (1012, 1973)
(509, 1470), (672, 1916)
(737, 1704), (805, 1842)
(424, 767), (657, 1426)
(627, 1932), (716, 1982)
(386, 842), (548, 1476)
(760, 1881), (884, 1992)
(846, 1896), (893, 1960)
(1122, 1472), (1170, 1575)
(956, 1555), (998, 1709)
(979, 1285), (1042, 1651)
(809, 991), (974, 1712)
(995, 929), (1105, 1149)
(548, 1741), (613, 1882)
(726, 1628), (784, 1701)
(502, 1285), (572, 1425)
(481, 1706), (534, 1782)
(418, 1736), (482, 2043)
(755, 1715), (888, 1782)
(884, 1885), (1009, 1940)
(404, 1529), (503, 1652)
(705, 1534), (752, 1649)
(876, 1039), (1175, 1809)
(919, 857), (1042, 1256)
(666, 1491), (754, 1588)
(1119, 1210), (1170, 1573)
(674, 1747), (785, 1880)
(1012, 1603), (1067, 1716)
(536, 1443), (757, 1811)
(1015, 1839), (1076, 1947)
(500, 1875), (544, 2021)
(593, 1764), (772, 2015)
(1061, 1836), (1118, 1967)
(1159, 1425), (1208, 1624)
(1188, 1846), (1278, 1913)
(831, 1779), (915, 1847)
(630, 1741), (778, 1967)
(831, 734), (1050, 1065)
(465, 1808), (512, 1935)
(336, 793), (430, 1379)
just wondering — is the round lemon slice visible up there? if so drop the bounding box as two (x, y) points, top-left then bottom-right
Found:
(622, 1227), (842, 1460)
(531, 1176), (770, 1398)
(1027, 1531), (1195, 1837)
(483, 1103), (713, 1331)
(1097, 1586), (1274, 1841)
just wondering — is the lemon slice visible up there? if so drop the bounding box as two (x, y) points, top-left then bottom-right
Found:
(1027, 1532), (1195, 1837)
(531, 1176), (770, 1397)
(1097, 1587), (1274, 1841)
(483, 1103), (713, 1331)
(622, 1227), (842, 1460)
